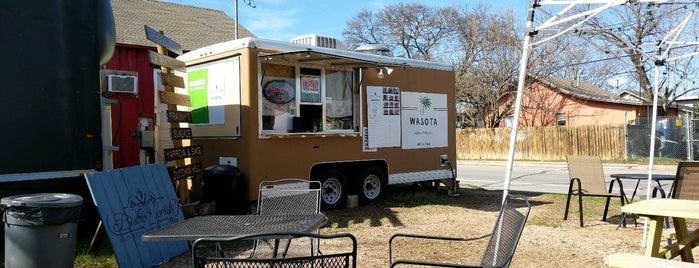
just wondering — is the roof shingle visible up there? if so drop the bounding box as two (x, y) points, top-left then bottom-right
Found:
(110, 0), (255, 51)
(536, 75), (640, 105)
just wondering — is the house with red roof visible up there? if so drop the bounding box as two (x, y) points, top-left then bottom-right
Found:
(505, 75), (685, 127)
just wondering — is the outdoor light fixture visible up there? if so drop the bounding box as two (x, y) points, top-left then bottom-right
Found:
(376, 67), (394, 79)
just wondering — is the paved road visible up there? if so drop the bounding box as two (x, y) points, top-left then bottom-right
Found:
(456, 160), (677, 199)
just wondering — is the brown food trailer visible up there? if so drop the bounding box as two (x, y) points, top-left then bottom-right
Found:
(177, 36), (456, 209)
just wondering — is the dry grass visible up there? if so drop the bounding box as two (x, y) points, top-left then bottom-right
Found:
(321, 185), (640, 267)
(154, 184), (699, 267)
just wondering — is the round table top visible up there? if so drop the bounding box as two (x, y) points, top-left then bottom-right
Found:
(609, 173), (675, 180)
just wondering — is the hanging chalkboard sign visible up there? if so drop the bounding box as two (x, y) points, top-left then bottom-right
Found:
(144, 25), (182, 55)
(168, 162), (202, 181)
(166, 110), (192, 123)
(163, 145), (203, 161)
(170, 128), (193, 140)
(148, 50), (185, 72)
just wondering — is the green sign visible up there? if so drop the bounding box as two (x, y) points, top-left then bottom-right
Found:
(188, 68), (209, 124)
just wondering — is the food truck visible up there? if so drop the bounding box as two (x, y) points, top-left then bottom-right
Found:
(177, 36), (456, 209)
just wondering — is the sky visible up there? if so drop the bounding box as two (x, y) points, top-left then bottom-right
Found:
(162, 0), (529, 42)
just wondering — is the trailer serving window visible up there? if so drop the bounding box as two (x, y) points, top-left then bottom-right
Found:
(324, 69), (355, 131)
(259, 51), (360, 136)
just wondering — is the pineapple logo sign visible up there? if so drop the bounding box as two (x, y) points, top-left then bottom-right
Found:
(401, 92), (447, 149)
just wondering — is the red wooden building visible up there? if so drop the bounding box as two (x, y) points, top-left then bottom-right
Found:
(105, 0), (253, 168)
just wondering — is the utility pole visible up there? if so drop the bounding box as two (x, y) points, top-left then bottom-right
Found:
(234, 0), (255, 39)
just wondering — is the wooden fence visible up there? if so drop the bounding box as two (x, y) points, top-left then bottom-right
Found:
(456, 124), (627, 161)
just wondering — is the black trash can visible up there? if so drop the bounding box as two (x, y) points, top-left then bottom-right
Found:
(2, 193), (83, 268)
(201, 165), (246, 214)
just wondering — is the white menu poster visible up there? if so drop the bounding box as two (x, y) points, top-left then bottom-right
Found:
(366, 86), (401, 148)
(401, 92), (448, 149)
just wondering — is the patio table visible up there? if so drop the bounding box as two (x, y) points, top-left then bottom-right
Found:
(610, 173), (675, 228)
(621, 198), (699, 262)
(610, 173), (676, 202)
(141, 214), (328, 242)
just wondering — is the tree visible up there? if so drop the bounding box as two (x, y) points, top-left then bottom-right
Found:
(452, 7), (521, 127)
(576, 2), (699, 111)
(342, 3), (458, 60)
(342, 2), (634, 128)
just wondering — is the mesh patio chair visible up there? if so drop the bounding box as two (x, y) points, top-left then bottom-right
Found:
(192, 231), (357, 268)
(669, 161), (699, 200)
(564, 155), (625, 227)
(650, 162), (699, 199)
(257, 179), (322, 215)
(253, 179), (322, 257)
(388, 195), (531, 268)
(661, 161), (699, 246)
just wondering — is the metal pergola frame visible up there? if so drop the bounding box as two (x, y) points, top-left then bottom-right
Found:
(507, 0), (699, 245)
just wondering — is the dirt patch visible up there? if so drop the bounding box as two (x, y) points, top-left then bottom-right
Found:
(157, 185), (697, 267)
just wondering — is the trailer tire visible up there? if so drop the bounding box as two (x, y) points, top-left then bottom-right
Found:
(358, 167), (384, 204)
(319, 170), (346, 210)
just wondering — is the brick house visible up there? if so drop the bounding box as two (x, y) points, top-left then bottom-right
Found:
(506, 75), (681, 127)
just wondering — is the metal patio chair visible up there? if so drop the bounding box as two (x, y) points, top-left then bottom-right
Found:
(253, 179), (322, 257)
(388, 195), (531, 268)
(192, 231), (357, 268)
(660, 161), (699, 246)
(669, 161), (699, 200)
(564, 155), (625, 227)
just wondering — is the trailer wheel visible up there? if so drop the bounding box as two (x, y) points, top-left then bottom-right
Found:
(319, 170), (346, 210)
(359, 167), (384, 204)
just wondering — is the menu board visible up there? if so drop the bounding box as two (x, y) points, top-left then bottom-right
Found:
(366, 86), (401, 148)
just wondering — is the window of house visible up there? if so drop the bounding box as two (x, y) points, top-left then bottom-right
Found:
(556, 113), (566, 126)
(260, 63), (357, 135)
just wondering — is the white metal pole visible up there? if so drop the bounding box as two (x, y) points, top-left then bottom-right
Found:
(642, 58), (663, 248)
(503, 0), (537, 203)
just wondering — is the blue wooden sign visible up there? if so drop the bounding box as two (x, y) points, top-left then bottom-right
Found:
(84, 163), (188, 267)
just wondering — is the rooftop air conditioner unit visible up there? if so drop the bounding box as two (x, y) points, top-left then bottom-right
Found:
(107, 74), (138, 94)
(291, 34), (345, 50)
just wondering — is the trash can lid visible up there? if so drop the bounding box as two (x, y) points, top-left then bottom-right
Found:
(204, 164), (241, 175)
(1, 193), (83, 208)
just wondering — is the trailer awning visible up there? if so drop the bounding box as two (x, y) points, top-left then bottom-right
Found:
(259, 50), (409, 69)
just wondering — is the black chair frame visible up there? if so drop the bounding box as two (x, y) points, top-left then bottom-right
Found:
(192, 231), (356, 268)
(388, 194), (531, 268)
(564, 177), (625, 227)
